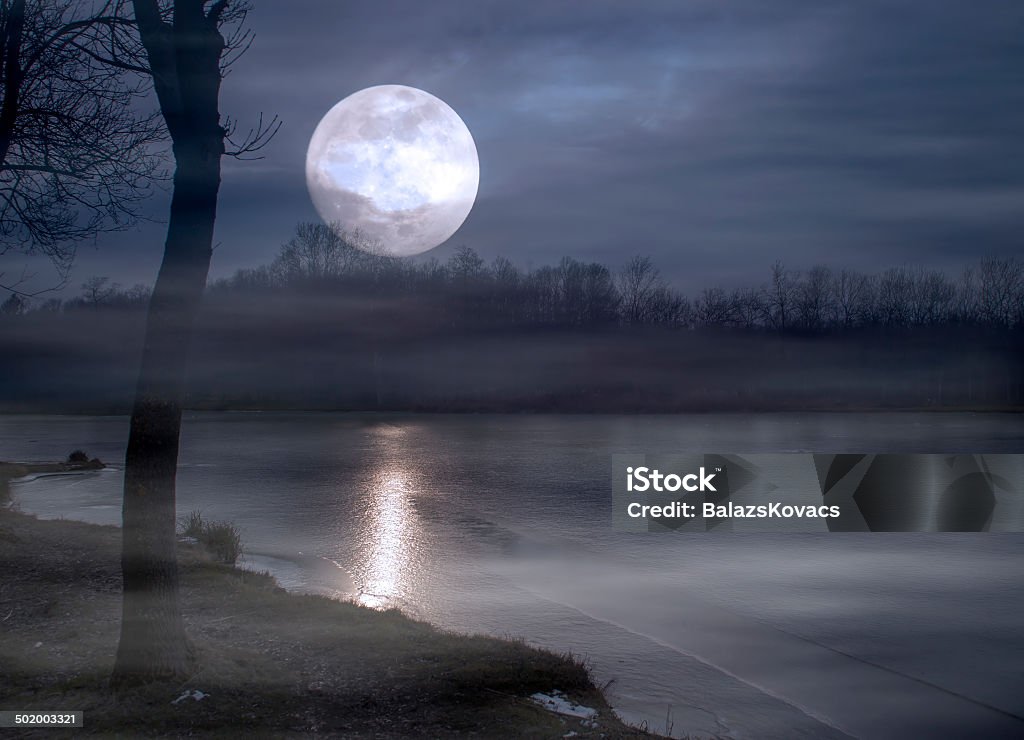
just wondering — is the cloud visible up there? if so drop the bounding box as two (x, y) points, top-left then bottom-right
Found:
(8, 0), (1020, 295)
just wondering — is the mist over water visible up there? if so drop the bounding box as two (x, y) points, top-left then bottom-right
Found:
(4, 412), (1023, 739)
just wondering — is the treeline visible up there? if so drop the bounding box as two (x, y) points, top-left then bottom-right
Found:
(2, 223), (1021, 413)
(1, 276), (151, 315)
(3, 222), (1023, 333)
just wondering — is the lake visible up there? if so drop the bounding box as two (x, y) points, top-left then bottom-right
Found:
(3, 412), (1023, 739)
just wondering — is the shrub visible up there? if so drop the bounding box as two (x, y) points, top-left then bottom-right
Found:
(178, 510), (243, 565)
(67, 450), (89, 464)
(202, 521), (243, 565)
(179, 509), (205, 539)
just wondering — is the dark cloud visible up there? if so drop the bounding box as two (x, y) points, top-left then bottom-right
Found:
(11, 0), (1021, 294)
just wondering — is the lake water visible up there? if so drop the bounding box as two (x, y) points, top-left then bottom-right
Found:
(3, 412), (1023, 739)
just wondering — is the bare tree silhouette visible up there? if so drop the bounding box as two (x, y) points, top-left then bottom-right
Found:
(0, 0), (162, 293)
(617, 255), (662, 324)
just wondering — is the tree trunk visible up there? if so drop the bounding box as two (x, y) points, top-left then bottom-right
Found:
(110, 0), (228, 685)
(112, 134), (222, 684)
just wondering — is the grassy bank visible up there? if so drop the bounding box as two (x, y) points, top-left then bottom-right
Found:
(0, 468), (655, 738)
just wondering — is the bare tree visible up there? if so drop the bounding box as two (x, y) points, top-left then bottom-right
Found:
(447, 244), (485, 281)
(490, 255), (518, 286)
(729, 286), (764, 329)
(695, 286), (733, 327)
(976, 256), (1023, 327)
(79, 274), (117, 306)
(832, 268), (870, 328)
(645, 286), (690, 326)
(617, 255), (662, 324)
(484, 255), (520, 321)
(0, 0), (162, 292)
(795, 265), (833, 330)
(764, 261), (797, 331)
(907, 267), (954, 326)
(580, 261), (619, 325)
(272, 221), (363, 282)
(875, 266), (913, 326)
(545, 257), (620, 326)
(113, 0), (274, 685)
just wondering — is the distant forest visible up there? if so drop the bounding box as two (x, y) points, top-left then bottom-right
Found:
(2, 223), (1022, 413)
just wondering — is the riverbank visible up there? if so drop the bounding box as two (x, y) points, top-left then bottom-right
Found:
(0, 460), (104, 506)
(0, 470), (657, 738)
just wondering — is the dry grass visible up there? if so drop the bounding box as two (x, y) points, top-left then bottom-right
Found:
(179, 511), (243, 565)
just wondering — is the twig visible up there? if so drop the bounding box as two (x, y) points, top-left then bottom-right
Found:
(204, 608), (261, 624)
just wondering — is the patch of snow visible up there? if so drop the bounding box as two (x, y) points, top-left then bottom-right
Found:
(171, 689), (209, 705)
(530, 690), (597, 720)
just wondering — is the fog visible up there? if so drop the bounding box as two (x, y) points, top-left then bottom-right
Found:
(2, 231), (1021, 413)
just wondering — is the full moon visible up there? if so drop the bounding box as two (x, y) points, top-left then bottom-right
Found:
(306, 85), (480, 257)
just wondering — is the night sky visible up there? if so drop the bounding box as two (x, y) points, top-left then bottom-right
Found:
(18, 0), (1024, 293)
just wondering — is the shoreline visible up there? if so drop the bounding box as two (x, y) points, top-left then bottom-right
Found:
(0, 460), (105, 506)
(0, 472), (658, 738)
(3, 466), (686, 735)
